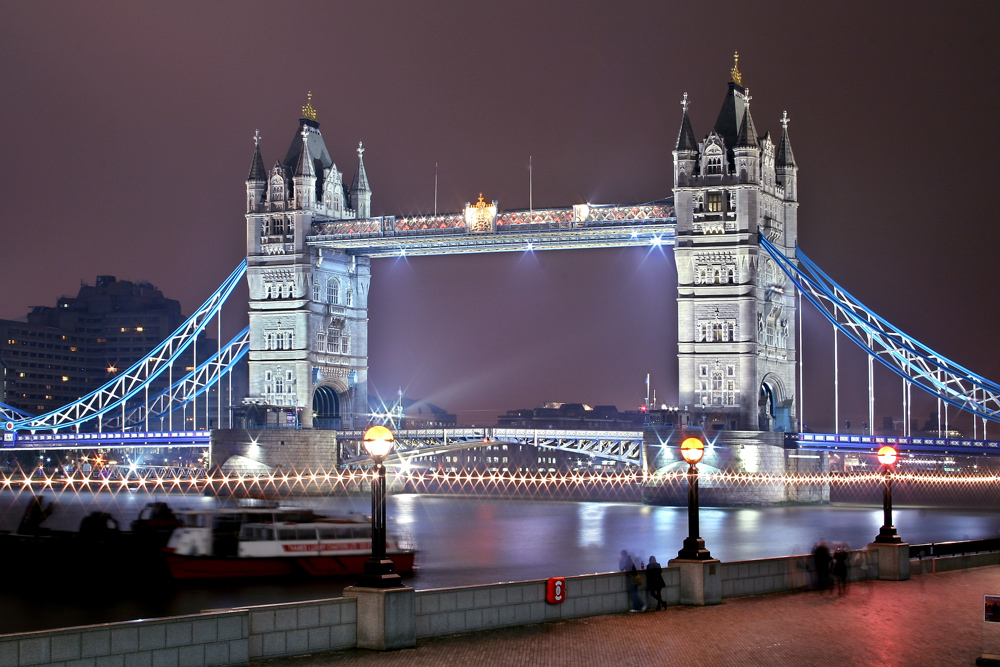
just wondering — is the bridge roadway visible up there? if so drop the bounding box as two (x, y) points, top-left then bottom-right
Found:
(4, 428), (1000, 464)
(307, 202), (676, 257)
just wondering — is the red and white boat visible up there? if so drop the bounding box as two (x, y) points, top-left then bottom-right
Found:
(162, 507), (416, 579)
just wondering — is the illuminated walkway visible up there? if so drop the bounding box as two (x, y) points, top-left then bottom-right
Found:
(255, 566), (997, 666)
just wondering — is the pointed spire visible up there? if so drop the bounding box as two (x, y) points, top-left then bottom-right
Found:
(294, 127), (315, 178)
(350, 141), (370, 194)
(735, 89), (759, 149)
(776, 110), (796, 168)
(247, 129), (267, 182)
(675, 92), (698, 151)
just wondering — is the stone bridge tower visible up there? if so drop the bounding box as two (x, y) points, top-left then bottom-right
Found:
(672, 55), (799, 432)
(244, 94), (371, 429)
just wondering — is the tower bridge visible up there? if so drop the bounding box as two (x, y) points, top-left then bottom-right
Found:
(8, 57), (1000, 485)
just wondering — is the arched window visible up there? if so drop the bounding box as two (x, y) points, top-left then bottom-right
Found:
(327, 278), (339, 304)
(275, 376), (284, 395)
(312, 279), (321, 302)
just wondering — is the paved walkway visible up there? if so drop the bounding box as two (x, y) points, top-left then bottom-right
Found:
(256, 566), (1000, 667)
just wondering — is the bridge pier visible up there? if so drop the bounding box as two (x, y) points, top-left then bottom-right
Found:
(642, 428), (829, 506)
(210, 429), (338, 473)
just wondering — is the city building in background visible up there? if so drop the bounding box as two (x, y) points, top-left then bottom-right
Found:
(0, 275), (219, 428)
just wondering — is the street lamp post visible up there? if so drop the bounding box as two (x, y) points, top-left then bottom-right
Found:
(873, 445), (902, 544)
(676, 436), (712, 560)
(358, 425), (403, 588)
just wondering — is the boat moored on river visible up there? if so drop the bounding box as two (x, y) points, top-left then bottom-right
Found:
(163, 507), (416, 579)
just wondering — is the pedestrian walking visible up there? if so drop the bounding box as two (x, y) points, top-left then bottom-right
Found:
(812, 538), (832, 593)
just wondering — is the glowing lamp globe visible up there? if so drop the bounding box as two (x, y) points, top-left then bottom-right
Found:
(680, 437), (705, 465)
(877, 446), (898, 467)
(363, 425), (395, 462)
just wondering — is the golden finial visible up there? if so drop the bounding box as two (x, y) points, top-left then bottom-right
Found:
(475, 193), (487, 209)
(731, 52), (742, 86)
(302, 91), (318, 122)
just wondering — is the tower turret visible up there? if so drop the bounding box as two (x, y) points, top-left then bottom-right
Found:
(293, 127), (316, 210)
(350, 142), (371, 219)
(673, 92), (698, 187)
(776, 111), (797, 201)
(733, 89), (760, 184)
(246, 130), (267, 213)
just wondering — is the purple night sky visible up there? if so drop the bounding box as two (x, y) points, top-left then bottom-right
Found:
(2, 3), (999, 432)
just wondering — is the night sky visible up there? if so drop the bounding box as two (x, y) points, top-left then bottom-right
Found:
(3, 3), (999, 432)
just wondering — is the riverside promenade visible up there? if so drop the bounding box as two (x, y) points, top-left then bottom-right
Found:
(256, 566), (999, 667)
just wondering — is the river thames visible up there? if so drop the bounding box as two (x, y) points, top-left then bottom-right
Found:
(0, 490), (998, 633)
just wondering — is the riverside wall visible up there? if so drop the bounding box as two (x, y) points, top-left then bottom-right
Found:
(4, 549), (995, 666)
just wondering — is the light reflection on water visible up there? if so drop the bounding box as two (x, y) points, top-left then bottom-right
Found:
(0, 489), (998, 632)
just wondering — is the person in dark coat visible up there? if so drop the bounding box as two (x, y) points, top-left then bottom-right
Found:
(812, 538), (833, 593)
(833, 544), (850, 596)
(645, 555), (666, 610)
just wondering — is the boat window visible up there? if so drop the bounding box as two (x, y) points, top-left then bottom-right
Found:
(298, 528), (317, 540)
(184, 514), (206, 528)
(277, 529), (297, 541)
(240, 525), (275, 541)
(317, 527), (342, 540)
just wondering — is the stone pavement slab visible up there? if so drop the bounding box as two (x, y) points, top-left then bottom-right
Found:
(255, 566), (1000, 666)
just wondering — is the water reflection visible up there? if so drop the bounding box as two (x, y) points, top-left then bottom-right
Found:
(0, 489), (998, 633)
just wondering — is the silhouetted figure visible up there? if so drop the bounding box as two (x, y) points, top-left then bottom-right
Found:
(619, 550), (643, 611)
(833, 544), (850, 595)
(812, 538), (832, 593)
(627, 564), (644, 611)
(646, 555), (666, 610)
(17, 495), (54, 535)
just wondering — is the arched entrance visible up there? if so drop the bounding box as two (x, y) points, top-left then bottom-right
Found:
(313, 385), (341, 430)
(759, 375), (792, 432)
(758, 383), (776, 431)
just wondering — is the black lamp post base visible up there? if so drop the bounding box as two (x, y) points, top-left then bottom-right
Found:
(676, 536), (712, 560)
(874, 526), (902, 544)
(356, 558), (403, 588)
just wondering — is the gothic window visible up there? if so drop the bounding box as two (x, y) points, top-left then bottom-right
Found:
(317, 331), (326, 350)
(275, 376), (284, 395)
(281, 283), (290, 299)
(700, 365), (708, 377)
(312, 279), (321, 302)
(727, 365), (735, 376)
(346, 290), (353, 307)
(282, 332), (292, 350)
(712, 322), (724, 342)
(327, 278), (340, 304)
(707, 192), (723, 212)
(273, 217), (285, 236)
(326, 328), (340, 353)
(265, 371), (272, 382)
(706, 156), (722, 175)
(712, 371), (723, 392)
(341, 335), (349, 355)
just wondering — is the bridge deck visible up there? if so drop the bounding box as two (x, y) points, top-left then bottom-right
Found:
(307, 202), (676, 257)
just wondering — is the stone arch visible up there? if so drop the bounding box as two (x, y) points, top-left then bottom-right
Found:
(312, 382), (345, 430)
(758, 373), (790, 432)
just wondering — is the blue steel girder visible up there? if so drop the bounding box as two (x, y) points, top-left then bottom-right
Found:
(307, 202), (676, 258)
(12, 261), (247, 433)
(337, 427), (644, 466)
(104, 327), (251, 431)
(759, 237), (1000, 424)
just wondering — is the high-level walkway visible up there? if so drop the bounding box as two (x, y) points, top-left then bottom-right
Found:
(256, 566), (998, 667)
